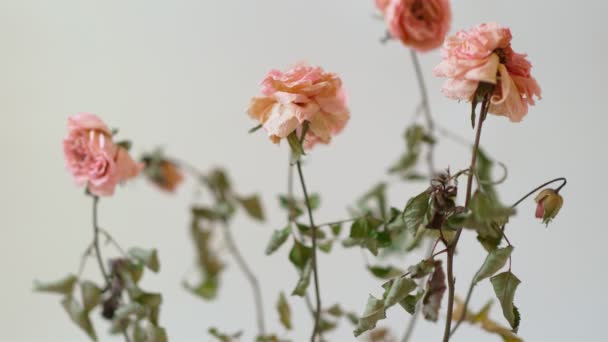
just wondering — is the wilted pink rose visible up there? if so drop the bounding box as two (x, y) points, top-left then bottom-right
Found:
(385, 0), (451, 52)
(375, 0), (391, 13)
(63, 113), (142, 196)
(434, 23), (541, 122)
(247, 64), (350, 149)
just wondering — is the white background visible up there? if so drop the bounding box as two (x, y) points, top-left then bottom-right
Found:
(1, 1), (606, 341)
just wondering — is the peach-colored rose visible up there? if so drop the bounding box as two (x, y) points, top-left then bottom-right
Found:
(385, 0), (451, 52)
(376, 0), (391, 13)
(433, 23), (541, 122)
(247, 64), (350, 149)
(63, 113), (142, 196)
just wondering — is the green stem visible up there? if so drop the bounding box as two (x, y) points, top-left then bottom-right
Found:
(410, 50), (436, 177)
(296, 160), (323, 342)
(450, 176), (567, 336)
(442, 96), (489, 342)
(221, 221), (266, 335)
(91, 196), (131, 342)
(91, 196), (110, 284)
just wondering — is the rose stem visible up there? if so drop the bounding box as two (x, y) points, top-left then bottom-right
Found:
(295, 159), (323, 342)
(450, 176), (567, 336)
(442, 93), (490, 342)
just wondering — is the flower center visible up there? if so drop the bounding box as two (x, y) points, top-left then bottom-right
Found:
(410, 0), (428, 21)
(494, 48), (507, 64)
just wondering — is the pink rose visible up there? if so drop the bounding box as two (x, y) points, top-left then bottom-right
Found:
(385, 0), (451, 52)
(375, 0), (391, 13)
(433, 23), (541, 122)
(247, 64), (350, 149)
(63, 113), (142, 196)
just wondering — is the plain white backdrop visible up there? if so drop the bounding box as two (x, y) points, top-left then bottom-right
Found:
(1, 0), (607, 341)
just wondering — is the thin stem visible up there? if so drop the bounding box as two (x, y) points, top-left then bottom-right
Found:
(221, 221), (266, 335)
(173, 156), (268, 336)
(92, 196), (110, 284)
(314, 217), (359, 228)
(296, 160), (322, 342)
(410, 50), (436, 176)
(511, 177), (567, 207)
(91, 196), (130, 342)
(443, 96), (489, 342)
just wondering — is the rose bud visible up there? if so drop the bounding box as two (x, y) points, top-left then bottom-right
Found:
(534, 189), (563, 225)
(142, 150), (184, 192)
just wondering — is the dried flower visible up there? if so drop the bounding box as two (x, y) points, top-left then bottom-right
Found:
(434, 23), (541, 121)
(63, 113), (142, 196)
(385, 0), (451, 52)
(247, 64), (350, 149)
(534, 189), (563, 225)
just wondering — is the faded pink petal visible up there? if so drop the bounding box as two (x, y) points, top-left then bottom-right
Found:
(385, 0), (451, 52)
(63, 114), (141, 196)
(247, 64), (350, 149)
(434, 22), (541, 121)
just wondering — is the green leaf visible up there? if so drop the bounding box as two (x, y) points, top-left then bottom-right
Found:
(402, 190), (431, 233)
(114, 303), (146, 322)
(330, 223), (342, 236)
(473, 246), (514, 284)
(248, 124), (263, 133)
(191, 206), (220, 221)
(265, 226), (291, 255)
(319, 240), (333, 253)
(491, 271), (521, 332)
(184, 277), (219, 300)
(209, 327), (243, 342)
(401, 290), (424, 315)
(383, 277), (417, 308)
(134, 292), (162, 309)
(277, 292), (292, 330)
(296, 223), (326, 239)
(353, 295), (386, 337)
(422, 261), (446, 322)
(476, 148), (499, 200)
(288, 240), (312, 271)
(129, 247), (160, 273)
(62, 297), (97, 341)
(308, 193), (321, 210)
(357, 183), (387, 217)
(292, 260), (312, 296)
(326, 304), (344, 317)
(33, 274), (77, 295)
(367, 265), (403, 279)
(407, 259), (435, 279)
(319, 318), (338, 333)
(80, 281), (102, 312)
(145, 324), (168, 342)
(287, 131), (305, 160)
(237, 194), (265, 221)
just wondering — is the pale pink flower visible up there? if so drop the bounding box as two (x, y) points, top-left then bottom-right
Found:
(385, 0), (451, 52)
(434, 23), (541, 122)
(247, 64), (350, 149)
(375, 0), (391, 13)
(63, 113), (142, 196)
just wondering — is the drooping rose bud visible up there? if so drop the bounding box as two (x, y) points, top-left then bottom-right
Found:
(534, 189), (563, 225)
(142, 150), (183, 193)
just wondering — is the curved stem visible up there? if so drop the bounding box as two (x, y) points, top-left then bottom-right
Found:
(511, 177), (567, 208)
(443, 97), (489, 342)
(296, 160), (322, 342)
(91, 196), (131, 342)
(451, 176), (567, 336)
(221, 221), (266, 335)
(92, 196), (110, 284)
